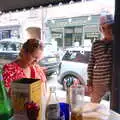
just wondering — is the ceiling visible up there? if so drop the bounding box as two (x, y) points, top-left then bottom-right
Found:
(0, 0), (83, 12)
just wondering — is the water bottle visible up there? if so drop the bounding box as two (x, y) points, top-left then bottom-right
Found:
(0, 73), (13, 119)
(46, 86), (64, 120)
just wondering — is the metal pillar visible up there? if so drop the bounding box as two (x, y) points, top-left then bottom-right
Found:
(41, 7), (47, 42)
(110, 0), (120, 113)
(81, 24), (85, 46)
(62, 28), (65, 49)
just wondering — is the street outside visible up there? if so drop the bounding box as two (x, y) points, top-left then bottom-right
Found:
(47, 74), (66, 98)
(46, 73), (91, 102)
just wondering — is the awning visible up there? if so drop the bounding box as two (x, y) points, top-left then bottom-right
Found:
(0, 0), (82, 12)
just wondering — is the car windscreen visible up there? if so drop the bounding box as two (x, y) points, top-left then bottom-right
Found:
(62, 50), (90, 63)
(0, 42), (22, 51)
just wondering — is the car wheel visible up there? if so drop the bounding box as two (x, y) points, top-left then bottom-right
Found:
(62, 75), (81, 90)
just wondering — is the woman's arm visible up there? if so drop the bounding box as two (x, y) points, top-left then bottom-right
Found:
(2, 64), (12, 90)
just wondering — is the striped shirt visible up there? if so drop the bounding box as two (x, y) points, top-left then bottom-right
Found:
(87, 40), (112, 88)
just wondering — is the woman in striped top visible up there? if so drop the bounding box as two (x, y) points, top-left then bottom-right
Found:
(87, 14), (114, 102)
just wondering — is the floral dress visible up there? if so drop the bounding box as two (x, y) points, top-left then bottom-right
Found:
(2, 61), (46, 90)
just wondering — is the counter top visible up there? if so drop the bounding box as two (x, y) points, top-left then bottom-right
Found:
(109, 110), (120, 120)
(10, 108), (120, 120)
(10, 96), (120, 120)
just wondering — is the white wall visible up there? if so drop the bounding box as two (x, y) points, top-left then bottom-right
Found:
(46, 0), (114, 20)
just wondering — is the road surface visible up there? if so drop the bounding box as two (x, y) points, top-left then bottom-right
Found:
(47, 74), (66, 99)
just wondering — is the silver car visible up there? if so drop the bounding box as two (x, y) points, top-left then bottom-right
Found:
(57, 47), (91, 89)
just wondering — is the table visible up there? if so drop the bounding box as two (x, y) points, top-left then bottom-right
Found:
(9, 96), (120, 120)
(109, 110), (120, 120)
(9, 107), (120, 120)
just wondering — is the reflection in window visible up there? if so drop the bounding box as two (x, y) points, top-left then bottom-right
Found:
(2, 30), (11, 39)
(62, 50), (90, 63)
(0, 42), (22, 51)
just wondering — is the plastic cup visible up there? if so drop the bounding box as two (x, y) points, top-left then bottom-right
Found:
(59, 102), (71, 120)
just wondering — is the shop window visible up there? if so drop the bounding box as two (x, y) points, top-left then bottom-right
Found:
(2, 30), (11, 39)
(11, 30), (19, 38)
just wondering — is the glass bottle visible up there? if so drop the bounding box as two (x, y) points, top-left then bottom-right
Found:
(46, 86), (62, 120)
(0, 72), (13, 120)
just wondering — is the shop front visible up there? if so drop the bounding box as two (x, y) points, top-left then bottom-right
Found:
(0, 25), (20, 40)
(47, 14), (101, 48)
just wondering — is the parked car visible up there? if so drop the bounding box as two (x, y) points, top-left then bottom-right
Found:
(39, 42), (60, 76)
(57, 47), (91, 89)
(0, 39), (23, 65)
(0, 39), (60, 76)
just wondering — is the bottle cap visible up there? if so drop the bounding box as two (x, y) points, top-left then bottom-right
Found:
(49, 86), (56, 92)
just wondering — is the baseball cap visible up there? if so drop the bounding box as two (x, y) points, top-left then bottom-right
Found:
(99, 14), (114, 25)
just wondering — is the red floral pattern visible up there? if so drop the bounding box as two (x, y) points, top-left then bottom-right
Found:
(2, 61), (46, 89)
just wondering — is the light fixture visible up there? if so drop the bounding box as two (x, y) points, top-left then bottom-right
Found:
(68, 18), (72, 23)
(30, 7), (34, 10)
(88, 15), (92, 21)
(69, 0), (74, 4)
(15, 10), (19, 12)
(39, 6), (43, 9)
(51, 19), (55, 24)
(59, 2), (63, 6)
(8, 11), (12, 14)
(82, 0), (86, 2)
(23, 9), (26, 12)
(0, 11), (2, 15)
(48, 4), (52, 7)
